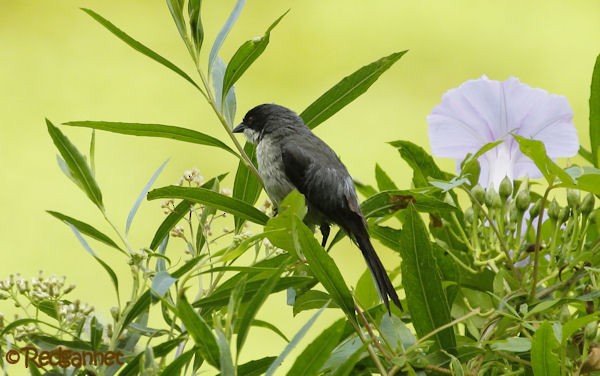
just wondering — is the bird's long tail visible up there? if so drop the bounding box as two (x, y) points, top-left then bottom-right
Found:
(353, 226), (402, 314)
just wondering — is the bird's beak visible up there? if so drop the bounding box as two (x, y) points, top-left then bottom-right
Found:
(232, 122), (246, 133)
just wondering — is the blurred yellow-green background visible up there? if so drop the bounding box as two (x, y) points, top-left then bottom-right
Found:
(1, 0), (599, 371)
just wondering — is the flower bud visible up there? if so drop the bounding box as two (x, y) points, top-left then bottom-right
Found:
(548, 199), (560, 220)
(509, 206), (519, 224)
(567, 189), (580, 210)
(499, 176), (513, 200)
(529, 200), (541, 219)
(485, 187), (498, 208)
(558, 207), (570, 224)
(471, 185), (485, 205)
(465, 207), (474, 225)
(492, 194), (502, 209)
(582, 193), (596, 215)
(559, 304), (571, 323)
(516, 188), (531, 212)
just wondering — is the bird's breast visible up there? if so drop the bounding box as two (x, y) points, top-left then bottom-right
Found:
(256, 138), (295, 206)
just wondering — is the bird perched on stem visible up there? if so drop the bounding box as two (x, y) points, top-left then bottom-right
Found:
(233, 104), (402, 313)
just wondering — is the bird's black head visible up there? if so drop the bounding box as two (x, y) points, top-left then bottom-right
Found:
(233, 104), (304, 144)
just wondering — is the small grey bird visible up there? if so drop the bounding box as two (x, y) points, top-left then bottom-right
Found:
(233, 103), (402, 313)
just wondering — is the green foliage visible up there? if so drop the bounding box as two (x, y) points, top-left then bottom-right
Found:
(4, 2), (599, 375)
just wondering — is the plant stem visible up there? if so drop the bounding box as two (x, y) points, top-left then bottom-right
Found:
(529, 186), (552, 302)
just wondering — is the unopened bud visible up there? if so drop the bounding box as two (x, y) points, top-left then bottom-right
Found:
(509, 206), (519, 223)
(567, 189), (580, 210)
(558, 207), (570, 224)
(516, 189), (531, 212)
(548, 199), (560, 220)
(582, 193), (596, 215)
(464, 207), (474, 224)
(499, 176), (513, 200)
(471, 185), (485, 205)
(529, 200), (541, 219)
(485, 187), (498, 208)
(559, 304), (571, 323)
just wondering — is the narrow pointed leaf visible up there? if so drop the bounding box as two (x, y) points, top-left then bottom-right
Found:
(47, 120), (103, 209)
(127, 159), (169, 235)
(47, 210), (124, 253)
(166, 0), (187, 40)
(81, 8), (200, 90)
(389, 140), (449, 187)
(237, 265), (285, 353)
(287, 319), (345, 376)
(531, 321), (560, 376)
(159, 348), (195, 376)
(151, 271), (177, 298)
(233, 143), (263, 231)
(67, 224), (119, 300)
(513, 135), (575, 185)
(177, 294), (220, 367)
(188, 0), (204, 53)
(360, 189), (456, 218)
(266, 192), (355, 318)
(217, 356), (276, 376)
(222, 10), (288, 99)
(90, 130), (96, 176)
(208, 0), (245, 74)
(150, 200), (193, 250)
(375, 163), (398, 191)
(64, 121), (238, 157)
(216, 328), (235, 376)
(590, 54), (600, 167)
(252, 320), (290, 342)
(399, 204), (455, 351)
(301, 51), (407, 129)
(266, 303), (328, 376)
(293, 290), (337, 316)
(148, 185), (269, 226)
(211, 56), (237, 126)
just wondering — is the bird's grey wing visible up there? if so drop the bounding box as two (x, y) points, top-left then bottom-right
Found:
(281, 138), (363, 223)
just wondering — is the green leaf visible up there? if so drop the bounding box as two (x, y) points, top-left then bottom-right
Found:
(150, 200), (193, 250)
(208, 0), (245, 74)
(301, 51), (407, 129)
(266, 303), (329, 376)
(90, 316), (103, 351)
(118, 338), (181, 376)
(531, 321), (560, 376)
(293, 290), (337, 316)
(580, 146), (594, 165)
(252, 320), (290, 343)
(237, 265), (285, 354)
(194, 276), (312, 310)
(590, 54), (600, 167)
(166, 0), (186, 40)
(375, 163), (398, 191)
(47, 119), (103, 209)
(147, 185), (269, 226)
(127, 159), (169, 235)
(215, 327), (235, 376)
(233, 143), (263, 232)
(64, 121), (238, 157)
(188, 0), (204, 54)
(159, 348), (195, 376)
(459, 140), (504, 186)
(513, 135), (574, 186)
(151, 271), (177, 298)
(47, 210), (124, 253)
(562, 313), (600, 345)
(329, 340), (368, 376)
(121, 291), (152, 336)
(211, 56), (237, 126)
(367, 222), (401, 253)
(354, 268), (379, 309)
(360, 189), (456, 218)
(389, 140), (449, 187)
(265, 192), (355, 318)
(287, 319), (345, 376)
(177, 294), (220, 367)
(81, 8), (200, 90)
(399, 204), (456, 351)
(222, 10), (288, 100)
(90, 129), (96, 176)
(354, 179), (378, 198)
(226, 356), (276, 376)
(66, 223), (120, 301)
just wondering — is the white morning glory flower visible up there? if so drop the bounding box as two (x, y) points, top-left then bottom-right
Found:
(427, 76), (579, 189)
